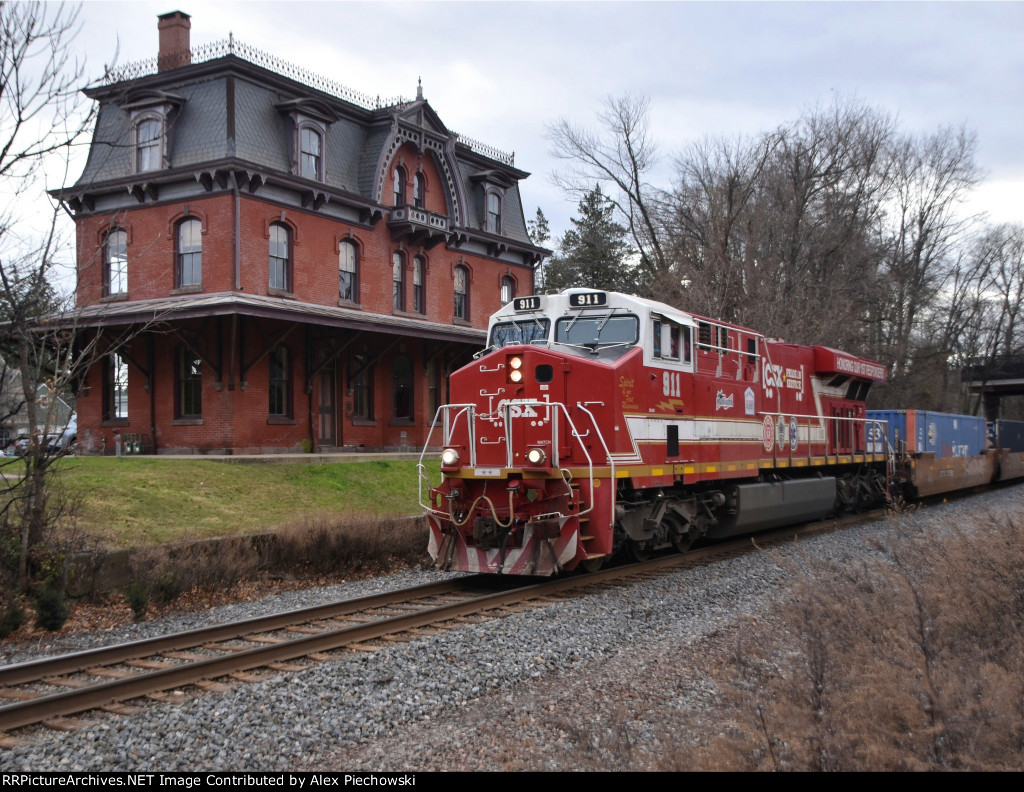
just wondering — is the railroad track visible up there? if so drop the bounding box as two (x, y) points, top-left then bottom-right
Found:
(0, 505), (894, 738)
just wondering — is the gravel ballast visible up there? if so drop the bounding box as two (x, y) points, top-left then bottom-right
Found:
(2, 487), (1021, 771)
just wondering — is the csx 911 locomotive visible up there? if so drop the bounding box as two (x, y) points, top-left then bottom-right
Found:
(418, 289), (1016, 575)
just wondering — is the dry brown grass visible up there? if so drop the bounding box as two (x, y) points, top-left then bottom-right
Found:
(125, 514), (429, 610)
(677, 512), (1024, 771)
(489, 510), (1024, 772)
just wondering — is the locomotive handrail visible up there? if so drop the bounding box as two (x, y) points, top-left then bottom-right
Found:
(418, 399), (603, 528)
(759, 411), (892, 462)
(418, 403), (477, 513)
(493, 399), (599, 523)
(575, 401), (616, 531)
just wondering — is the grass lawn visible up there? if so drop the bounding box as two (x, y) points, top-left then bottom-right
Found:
(49, 457), (438, 547)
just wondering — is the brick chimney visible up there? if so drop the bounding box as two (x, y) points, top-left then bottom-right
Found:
(157, 11), (191, 71)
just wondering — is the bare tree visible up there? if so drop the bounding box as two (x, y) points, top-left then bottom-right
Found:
(0, 1), (97, 604)
(878, 125), (981, 383)
(660, 131), (780, 321)
(548, 94), (666, 290)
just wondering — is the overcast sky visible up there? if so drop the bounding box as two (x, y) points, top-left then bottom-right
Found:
(69, 0), (1024, 245)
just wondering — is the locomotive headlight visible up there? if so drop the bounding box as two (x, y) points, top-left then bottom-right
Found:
(507, 356), (524, 384)
(441, 448), (460, 467)
(526, 447), (547, 466)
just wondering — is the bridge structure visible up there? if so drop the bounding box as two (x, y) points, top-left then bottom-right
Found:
(962, 356), (1024, 420)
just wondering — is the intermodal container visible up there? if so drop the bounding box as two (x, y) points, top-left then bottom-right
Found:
(866, 410), (988, 457)
(993, 419), (1024, 452)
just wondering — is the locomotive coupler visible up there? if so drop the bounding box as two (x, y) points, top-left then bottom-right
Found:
(473, 516), (512, 549)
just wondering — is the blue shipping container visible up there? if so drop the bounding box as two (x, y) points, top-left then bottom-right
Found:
(994, 419), (1024, 452)
(866, 410), (988, 457)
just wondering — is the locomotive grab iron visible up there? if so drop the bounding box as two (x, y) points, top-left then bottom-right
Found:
(419, 289), (1021, 575)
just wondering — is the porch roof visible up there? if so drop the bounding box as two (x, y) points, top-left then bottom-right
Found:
(47, 292), (487, 346)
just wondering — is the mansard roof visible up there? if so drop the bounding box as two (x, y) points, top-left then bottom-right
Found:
(68, 45), (538, 250)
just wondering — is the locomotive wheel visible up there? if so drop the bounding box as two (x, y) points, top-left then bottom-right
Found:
(671, 531), (695, 553)
(665, 515), (695, 553)
(628, 539), (652, 562)
(581, 556), (606, 573)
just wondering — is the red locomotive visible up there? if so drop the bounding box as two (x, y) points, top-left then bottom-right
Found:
(419, 289), (896, 575)
(420, 289), (1024, 575)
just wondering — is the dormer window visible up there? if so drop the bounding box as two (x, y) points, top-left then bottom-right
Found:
(470, 170), (513, 236)
(135, 118), (162, 172)
(276, 98), (337, 183)
(120, 90), (183, 175)
(487, 192), (502, 234)
(299, 126), (322, 180)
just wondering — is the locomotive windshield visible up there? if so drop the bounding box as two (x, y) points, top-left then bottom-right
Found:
(489, 318), (551, 348)
(555, 314), (639, 348)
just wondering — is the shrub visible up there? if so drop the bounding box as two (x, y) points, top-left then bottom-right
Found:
(123, 580), (148, 621)
(0, 600), (25, 638)
(33, 584), (70, 631)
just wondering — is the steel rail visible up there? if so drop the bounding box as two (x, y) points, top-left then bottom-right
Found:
(0, 504), (902, 734)
(0, 578), (489, 687)
(0, 571), (632, 732)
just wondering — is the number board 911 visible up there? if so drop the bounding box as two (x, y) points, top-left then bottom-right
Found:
(513, 297), (541, 311)
(568, 291), (607, 307)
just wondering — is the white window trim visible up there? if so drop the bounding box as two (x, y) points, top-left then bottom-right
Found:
(292, 116), (328, 181)
(129, 110), (168, 174)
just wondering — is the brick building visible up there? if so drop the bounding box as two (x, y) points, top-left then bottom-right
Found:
(56, 11), (544, 454)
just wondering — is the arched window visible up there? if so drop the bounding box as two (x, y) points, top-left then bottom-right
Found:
(176, 347), (202, 418)
(269, 223), (291, 292)
(104, 229), (128, 296)
(392, 354), (413, 421)
(299, 127), (322, 180)
(392, 251), (405, 311)
(454, 265), (469, 321)
(393, 166), (406, 206)
(500, 276), (515, 304)
(269, 346), (291, 417)
(135, 118), (161, 172)
(487, 192), (501, 233)
(413, 256), (425, 314)
(413, 172), (425, 209)
(176, 218), (202, 288)
(339, 240), (358, 303)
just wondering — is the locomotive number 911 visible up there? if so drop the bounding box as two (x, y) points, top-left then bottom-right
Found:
(417, 289), (1019, 575)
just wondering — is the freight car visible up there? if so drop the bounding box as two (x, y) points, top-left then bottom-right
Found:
(418, 289), (1023, 575)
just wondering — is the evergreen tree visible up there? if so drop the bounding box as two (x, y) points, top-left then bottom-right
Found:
(543, 186), (640, 294)
(527, 207), (550, 247)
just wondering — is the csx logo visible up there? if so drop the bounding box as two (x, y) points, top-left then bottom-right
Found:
(496, 400), (538, 417)
(763, 361), (784, 397)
